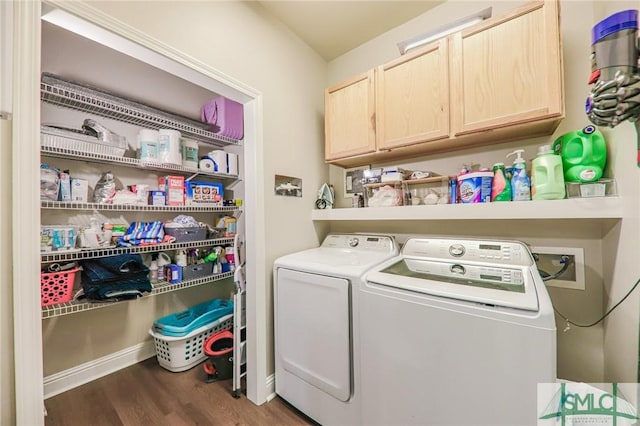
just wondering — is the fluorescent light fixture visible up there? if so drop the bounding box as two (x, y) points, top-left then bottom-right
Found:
(398, 7), (492, 55)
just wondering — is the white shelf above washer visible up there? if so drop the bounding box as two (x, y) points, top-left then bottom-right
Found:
(311, 197), (626, 221)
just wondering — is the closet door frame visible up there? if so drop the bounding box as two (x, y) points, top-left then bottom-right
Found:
(13, 2), (268, 423)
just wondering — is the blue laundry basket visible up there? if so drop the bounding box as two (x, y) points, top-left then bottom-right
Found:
(152, 298), (234, 337)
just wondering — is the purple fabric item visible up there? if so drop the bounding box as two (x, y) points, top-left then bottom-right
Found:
(200, 96), (244, 140)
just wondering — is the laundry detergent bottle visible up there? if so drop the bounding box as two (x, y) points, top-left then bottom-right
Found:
(531, 144), (565, 200)
(552, 125), (606, 182)
(506, 149), (531, 201)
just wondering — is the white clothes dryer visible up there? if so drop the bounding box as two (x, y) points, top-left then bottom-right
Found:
(360, 236), (556, 426)
(274, 233), (399, 426)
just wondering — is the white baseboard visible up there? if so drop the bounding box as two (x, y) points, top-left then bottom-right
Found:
(44, 341), (156, 399)
(265, 373), (276, 402)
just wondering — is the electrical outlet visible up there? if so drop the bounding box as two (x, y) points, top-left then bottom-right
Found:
(530, 246), (585, 290)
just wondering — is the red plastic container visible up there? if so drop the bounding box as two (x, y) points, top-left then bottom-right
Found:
(40, 268), (79, 307)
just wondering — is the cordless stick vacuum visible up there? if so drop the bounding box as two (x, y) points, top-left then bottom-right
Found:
(585, 10), (640, 166)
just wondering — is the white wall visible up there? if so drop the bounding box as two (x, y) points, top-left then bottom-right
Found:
(326, 0), (640, 383)
(1, 118), (15, 425)
(41, 0), (329, 383)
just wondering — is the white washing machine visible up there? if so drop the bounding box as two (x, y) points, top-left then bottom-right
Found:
(274, 233), (399, 426)
(360, 236), (556, 426)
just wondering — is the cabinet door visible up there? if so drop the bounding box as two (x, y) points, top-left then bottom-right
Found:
(376, 38), (449, 150)
(325, 70), (376, 161)
(450, 0), (563, 136)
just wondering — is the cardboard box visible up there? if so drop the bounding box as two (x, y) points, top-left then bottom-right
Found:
(148, 190), (166, 206)
(71, 178), (88, 202)
(59, 172), (72, 201)
(161, 175), (184, 206)
(185, 181), (223, 205)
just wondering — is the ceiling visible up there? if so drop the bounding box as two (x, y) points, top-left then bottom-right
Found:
(258, 1), (445, 61)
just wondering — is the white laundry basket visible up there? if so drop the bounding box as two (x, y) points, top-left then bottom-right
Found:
(149, 314), (233, 372)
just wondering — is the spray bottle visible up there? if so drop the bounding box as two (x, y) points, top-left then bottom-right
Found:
(506, 149), (531, 201)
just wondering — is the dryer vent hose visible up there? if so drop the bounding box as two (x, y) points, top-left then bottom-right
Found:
(533, 254), (573, 282)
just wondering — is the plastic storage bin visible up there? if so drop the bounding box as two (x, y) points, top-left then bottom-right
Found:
(403, 176), (449, 205)
(152, 298), (234, 337)
(40, 267), (79, 307)
(566, 178), (617, 198)
(41, 125), (127, 157)
(363, 181), (404, 207)
(182, 262), (214, 282)
(164, 226), (207, 243)
(149, 313), (233, 372)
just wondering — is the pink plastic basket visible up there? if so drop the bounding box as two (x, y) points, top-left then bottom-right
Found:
(40, 268), (79, 307)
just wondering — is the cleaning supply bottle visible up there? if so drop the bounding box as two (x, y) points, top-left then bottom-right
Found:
(491, 163), (512, 202)
(506, 149), (531, 201)
(149, 254), (159, 284)
(552, 125), (607, 183)
(157, 252), (170, 281)
(532, 144), (566, 200)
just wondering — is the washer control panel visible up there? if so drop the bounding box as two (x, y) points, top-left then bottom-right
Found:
(405, 258), (525, 285)
(322, 234), (397, 253)
(402, 237), (532, 266)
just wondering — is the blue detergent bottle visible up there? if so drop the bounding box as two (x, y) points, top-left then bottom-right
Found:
(506, 149), (531, 201)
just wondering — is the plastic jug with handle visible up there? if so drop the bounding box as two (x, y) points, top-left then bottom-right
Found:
(531, 144), (565, 200)
(552, 125), (607, 183)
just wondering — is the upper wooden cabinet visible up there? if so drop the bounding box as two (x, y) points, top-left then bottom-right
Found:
(325, 70), (376, 161)
(376, 38), (450, 150)
(449, 0), (563, 136)
(324, 0), (564, 167)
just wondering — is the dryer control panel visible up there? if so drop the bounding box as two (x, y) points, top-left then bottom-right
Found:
(402, 238), (533, 266)
(322, 234), (397, 253)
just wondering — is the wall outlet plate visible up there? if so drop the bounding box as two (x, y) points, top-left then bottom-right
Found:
(530, 246), (585, 290)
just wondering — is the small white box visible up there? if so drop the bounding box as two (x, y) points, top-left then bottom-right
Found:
(381, 167), (408, 183)
(71, 178), (88, 202)
(59, 172), (71, 201)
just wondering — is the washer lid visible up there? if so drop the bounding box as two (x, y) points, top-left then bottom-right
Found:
(366, 257), (540, 311)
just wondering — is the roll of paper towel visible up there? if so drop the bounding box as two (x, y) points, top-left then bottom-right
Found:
(208, 150), (228, 174)
(199, 157), (216, 171)
(181, 138), (199, 169)
(137, 129), (159, 161)
(158, 129), (182, 165)
(227, 153), (238, 176)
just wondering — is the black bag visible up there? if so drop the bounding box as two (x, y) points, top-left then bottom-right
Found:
(80, 254), (151, 301)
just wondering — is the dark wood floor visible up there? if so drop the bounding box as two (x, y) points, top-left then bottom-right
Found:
(45, 358), (316, 426)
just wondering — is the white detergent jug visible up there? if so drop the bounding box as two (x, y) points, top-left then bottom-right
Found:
(532, 144), (565, 200)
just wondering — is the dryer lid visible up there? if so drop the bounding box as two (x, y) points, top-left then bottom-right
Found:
(274, 234), (399, 277)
